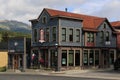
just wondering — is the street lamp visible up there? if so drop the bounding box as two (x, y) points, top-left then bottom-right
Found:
(55, 43), (58, 71)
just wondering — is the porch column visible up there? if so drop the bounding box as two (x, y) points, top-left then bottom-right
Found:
(80, 49), (83, 69)
(23, 37), (26, 70)
(38, 49), (42, 69)
(94, 50), (95, 67)
(73, 50), (75, 67)
(114, 50), (116, 61)
(67, 49), (69, 68)
(58, 48), (61, 71)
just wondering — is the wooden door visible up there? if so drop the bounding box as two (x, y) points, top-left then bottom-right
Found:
(14, 55), (19, 69)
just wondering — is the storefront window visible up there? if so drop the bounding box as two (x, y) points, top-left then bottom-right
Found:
(75, 50), (80, 66)
(95, 50), (99, 66)
(83, 50), (88, 65)
(109, 50), (114, 65)
(69, 50), (74, 66)
(62, 50), (67, 66)
(89, 50), (94, 65)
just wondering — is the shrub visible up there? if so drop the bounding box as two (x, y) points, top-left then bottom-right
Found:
(0, 66), (6, 72)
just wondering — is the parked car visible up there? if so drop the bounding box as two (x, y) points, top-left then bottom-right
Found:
(114, 58), (120, 70)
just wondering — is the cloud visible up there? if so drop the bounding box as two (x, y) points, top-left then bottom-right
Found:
(92, 0), (120, 21)
(0, 0), (120, 24)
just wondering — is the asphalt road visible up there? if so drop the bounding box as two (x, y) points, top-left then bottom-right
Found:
(0, 74), (112, 80)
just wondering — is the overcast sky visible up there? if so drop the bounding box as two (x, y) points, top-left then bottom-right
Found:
(0, 0), (120, 24)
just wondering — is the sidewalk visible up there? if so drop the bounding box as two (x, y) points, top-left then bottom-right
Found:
(2, 68), (120, 80)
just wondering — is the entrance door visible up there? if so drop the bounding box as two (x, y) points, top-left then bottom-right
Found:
(14, 54), (19, 69)
(101, 50), (109, 68)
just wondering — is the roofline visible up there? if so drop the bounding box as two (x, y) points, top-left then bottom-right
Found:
(83, 28), (98, 32)
(29, 19), (39, 22)
(51, 15), (83, 21)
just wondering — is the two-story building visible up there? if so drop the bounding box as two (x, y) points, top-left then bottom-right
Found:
(110, 21), (120, 57)
(29, 8), (117, 71)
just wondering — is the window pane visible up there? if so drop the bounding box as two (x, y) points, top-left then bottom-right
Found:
(69, 29), (73, 35)
(52, 27), (56, 41)
(69, 50), (74, 66)
(62, 50), (67, 66)
(62, 28), (66, 34)
(34, 29), (37, 42)
(75, 50), (80, 66)
(95, 50), (99, 66)
(76, 29), (80, 42)
(69, 29), (73, 42)
(62, 28), (66, 41)
(46, 28), (49, 42)
(83, 50), (88, 65)
(89, 50), (94, 65)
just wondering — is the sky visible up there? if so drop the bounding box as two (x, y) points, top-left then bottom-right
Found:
(0, 0), (120, 24)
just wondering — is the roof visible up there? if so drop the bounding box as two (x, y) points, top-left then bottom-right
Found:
(45, 8), (106, 30)
(30, 8), (106, 30)
(110, 21), (120, 28)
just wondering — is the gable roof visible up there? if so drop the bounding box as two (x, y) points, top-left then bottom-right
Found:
(30, 8), (107, 30)
(45, 8), (106, 30)
(110, 21), (120, 28)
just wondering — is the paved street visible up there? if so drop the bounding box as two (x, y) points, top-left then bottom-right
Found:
(0, 69), (119, 80)
(0, 74), (113, 80)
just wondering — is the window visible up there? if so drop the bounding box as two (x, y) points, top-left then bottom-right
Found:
(34, 29), (37, 42)
(87, 32), (94, 42)
(76, 29), (80, 42)
(75, 50), (80, 66)
(103, 24), (106, 29)
(69, 29), (73, 42)
(95, 50), (99, 66)
(62, 28), (66, 41)
(42, 16), (47, 24)
(52, 27), (56, 41)
(69, 50), (74, 66)
(100, 31), (104, 42)
(46, 28), (49, 42)
(89, 50), (94, 65)
(106, 31), (109, 41)
(109, 50), (114, 65)
(83, 50), (88, 65)
(62, 50), (67, 66)
(39, 29), (45, 43)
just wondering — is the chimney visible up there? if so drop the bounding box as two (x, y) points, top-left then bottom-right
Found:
(65, 8), (67, 12)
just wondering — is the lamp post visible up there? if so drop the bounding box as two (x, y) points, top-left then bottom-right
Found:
(55, 43), (58, 71)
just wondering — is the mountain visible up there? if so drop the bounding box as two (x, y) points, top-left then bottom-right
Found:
(0, 20), (31, 33)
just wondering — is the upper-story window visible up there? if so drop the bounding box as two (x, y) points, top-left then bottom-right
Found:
(106, 31), (110, 41)
(42, 16), (47, 24)
(69, 29), (73, 42)
(34, 29), (37, 42)
(62, 28), (66, 41)
(52, 27), (56, 41)
(46, 28), (49, 42)
(103, 24), (106, 29)
(39, 29), (45, 43)
(100, 31), (104, 42)
(76, 29), (80, 42)
(87, 32), (94, 42)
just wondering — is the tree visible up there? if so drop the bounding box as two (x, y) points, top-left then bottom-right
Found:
(1, 32), (9, 42)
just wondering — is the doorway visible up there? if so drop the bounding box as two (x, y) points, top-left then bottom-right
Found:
(101, 50), (109, 68)
(14, 54), (19, 69)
